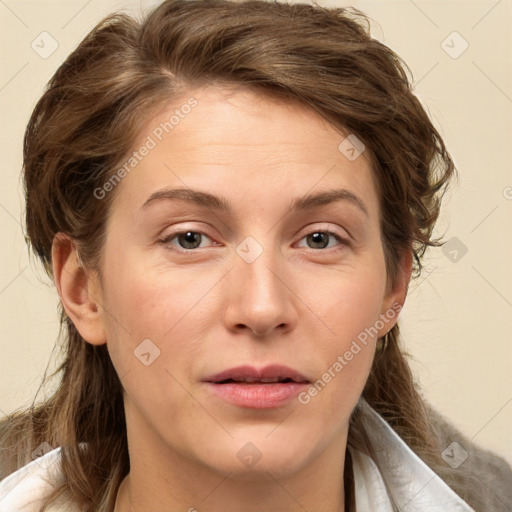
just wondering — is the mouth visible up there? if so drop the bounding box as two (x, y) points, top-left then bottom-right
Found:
(203, 364), (310, 384)
(202, 365), (310, 409)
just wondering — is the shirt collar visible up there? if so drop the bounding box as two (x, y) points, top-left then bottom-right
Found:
(351, 398), (475, 511)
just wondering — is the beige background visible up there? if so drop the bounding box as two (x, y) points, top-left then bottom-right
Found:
(0, 0), (511, 467)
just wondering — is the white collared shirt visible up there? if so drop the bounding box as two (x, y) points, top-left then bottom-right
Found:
(0, 400), (475, 512)
(351, 399), (475, 511)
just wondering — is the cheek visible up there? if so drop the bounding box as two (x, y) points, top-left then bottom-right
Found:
(299, 288), (380, 431)
(99, 264), (203, 424)
(300, 258), (387, 409)
(100, 249), (204, 337)
(98, 248), (227, 392)
(309, 255), (388, 346)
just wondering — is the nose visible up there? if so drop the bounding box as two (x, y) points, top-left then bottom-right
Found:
(223, 242), (298, 338)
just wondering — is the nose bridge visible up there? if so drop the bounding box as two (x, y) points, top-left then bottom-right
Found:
(228, 234), (294, 335)
(236, 235), (285, 302)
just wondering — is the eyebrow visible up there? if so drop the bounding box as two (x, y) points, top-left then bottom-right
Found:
(141, 187), (369, 217)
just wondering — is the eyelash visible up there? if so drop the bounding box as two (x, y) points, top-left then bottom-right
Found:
(158, 228), (350, 254)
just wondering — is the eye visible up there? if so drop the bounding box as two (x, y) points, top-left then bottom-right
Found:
(296, 230), (348, 251)
(160, 230), (216, 251)
(159, 228), (349, 253)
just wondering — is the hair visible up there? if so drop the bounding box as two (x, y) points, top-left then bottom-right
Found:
(0, 0), (485, 510)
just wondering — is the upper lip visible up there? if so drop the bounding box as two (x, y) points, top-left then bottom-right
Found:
(202, 365), (310, 384)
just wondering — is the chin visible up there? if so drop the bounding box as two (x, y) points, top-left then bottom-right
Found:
(198, 435), (317, 481)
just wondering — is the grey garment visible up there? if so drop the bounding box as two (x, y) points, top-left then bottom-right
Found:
(425, 402), (512, 512)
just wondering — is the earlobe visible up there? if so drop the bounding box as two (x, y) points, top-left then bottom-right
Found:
(51, 233), (107, 345)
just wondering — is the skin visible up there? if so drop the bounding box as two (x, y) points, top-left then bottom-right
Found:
(52, 85), (411, 512)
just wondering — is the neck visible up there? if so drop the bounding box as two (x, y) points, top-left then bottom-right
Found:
(115, 471), (347, 512)
(114, 434), (349, 510)
(113, 401), (350, 512)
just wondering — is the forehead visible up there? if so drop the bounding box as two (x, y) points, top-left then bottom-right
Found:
(148, 86), (349, 155)
(108, 85), (379, 219)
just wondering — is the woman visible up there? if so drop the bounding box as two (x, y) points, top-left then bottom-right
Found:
(0, 0), (509, 511)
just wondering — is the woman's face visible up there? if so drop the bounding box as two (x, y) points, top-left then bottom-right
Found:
(87, 86), (407, 479)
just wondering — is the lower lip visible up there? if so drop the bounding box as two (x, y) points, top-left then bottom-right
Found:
(204, 382), (308, 409)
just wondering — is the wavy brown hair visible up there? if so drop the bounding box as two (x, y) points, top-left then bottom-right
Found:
(0, 0), (485, 510)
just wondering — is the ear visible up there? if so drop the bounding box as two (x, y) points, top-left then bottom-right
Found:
(51, 233), (107, 346)
(378, 249), (413, 337)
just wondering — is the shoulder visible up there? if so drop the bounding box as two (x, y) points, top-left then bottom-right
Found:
(0, 446), (79, 512)
(426, 402), (512, 512)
